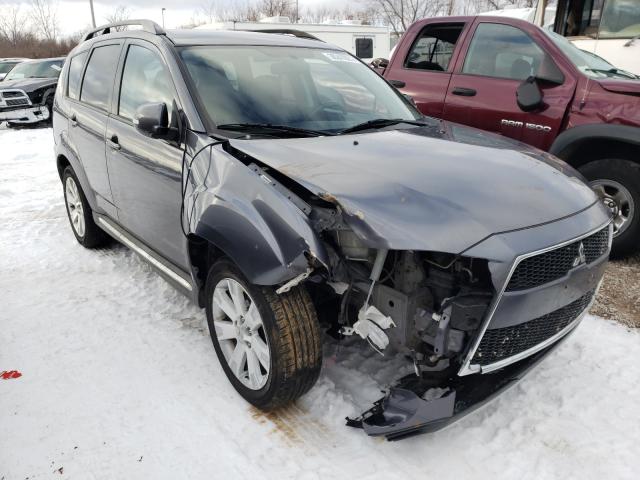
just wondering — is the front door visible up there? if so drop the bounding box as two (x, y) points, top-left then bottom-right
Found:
(106, 40), (187, 269)
(442, 22), (574, 151)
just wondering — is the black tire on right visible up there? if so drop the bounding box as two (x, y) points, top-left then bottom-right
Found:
(579, 158), (640, 258)
(205, 258), (323, 410)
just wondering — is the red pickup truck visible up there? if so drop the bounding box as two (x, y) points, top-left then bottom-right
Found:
(375, 16), (640, 257)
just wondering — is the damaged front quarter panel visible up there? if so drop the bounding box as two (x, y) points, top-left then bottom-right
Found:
(184, 142), (330, 286)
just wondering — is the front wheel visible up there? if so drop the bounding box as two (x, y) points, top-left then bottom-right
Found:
(205, 259), (322, 410)
(580, 159), (640, 258)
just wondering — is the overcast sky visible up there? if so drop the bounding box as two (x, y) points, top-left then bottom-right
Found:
(4, 0), (350, 37)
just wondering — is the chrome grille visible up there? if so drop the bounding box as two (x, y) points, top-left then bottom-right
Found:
(1, 91), (23, 98)
(506, 227), (609, 291)
(5, 98), (29, 106)
(471, 289), (595, 366)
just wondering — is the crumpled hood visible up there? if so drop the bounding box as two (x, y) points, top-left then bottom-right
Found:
(0, 77), (57, 93)
(230, 123), (599, 253)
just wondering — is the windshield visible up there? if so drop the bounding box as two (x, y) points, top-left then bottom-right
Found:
(545, 29), (638, 79)
(599, 0), (640, 39)
(4, 59), (63, 81)
(179, 46), (420, 134)
(0, 62), (20, 74)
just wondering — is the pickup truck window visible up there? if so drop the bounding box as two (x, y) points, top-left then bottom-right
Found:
(462, 23), (545, 81)
(405, 24), (464, 72)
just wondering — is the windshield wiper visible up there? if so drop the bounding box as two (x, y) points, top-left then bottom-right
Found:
(338, 118), (427, 134)
(217, 123), (332, 137)
(586, 68), (638, 80)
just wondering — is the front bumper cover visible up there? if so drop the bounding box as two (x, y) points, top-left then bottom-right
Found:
(0, 105), (49, 124)
(347, 325), (576, 440)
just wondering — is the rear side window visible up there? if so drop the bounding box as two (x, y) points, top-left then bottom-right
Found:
(355, 38), (373, 59)
(118, 45), (175, 122)
(67, 51), (88, 100)
(462, 23), (546, 80)
(80, 44), (121, 111)
(405, 24), (464, 72)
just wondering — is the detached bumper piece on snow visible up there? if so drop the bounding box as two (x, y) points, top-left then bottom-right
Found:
(347, 336), (567, 440)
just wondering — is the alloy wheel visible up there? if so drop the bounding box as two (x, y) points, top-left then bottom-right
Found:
(211, 278), (271, 390)
(65, 176), (85, 238)
(591, 179), (635, 237)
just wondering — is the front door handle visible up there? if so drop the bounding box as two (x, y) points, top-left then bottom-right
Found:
(107, 135), (121, 151)
(70, 114), (77, 127)
(451, 87), (477, 97)
(389, 79), (406, 88)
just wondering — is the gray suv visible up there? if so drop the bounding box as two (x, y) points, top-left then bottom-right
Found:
(53, 20), (611, 440)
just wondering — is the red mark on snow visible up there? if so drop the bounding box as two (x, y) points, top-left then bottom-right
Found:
(1, 370), (22, 380)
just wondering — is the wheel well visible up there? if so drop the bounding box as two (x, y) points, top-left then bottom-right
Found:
(558, 137), (640, 169)
(56, 154), (70, 180)
(187, 234), (225, 307)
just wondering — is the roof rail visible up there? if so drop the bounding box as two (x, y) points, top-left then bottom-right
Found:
(247, 29), (324, 42)
(82, 19), (165, 42)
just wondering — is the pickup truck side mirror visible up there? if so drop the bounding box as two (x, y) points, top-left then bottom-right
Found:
(516, 77), (544, 112)
(134, 102), (179, 141)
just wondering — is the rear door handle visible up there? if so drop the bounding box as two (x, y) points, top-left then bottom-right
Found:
(451, 87), (477, 97)
(107, 135), (121, 151)
(70, 114), (77, 127)
(389, 79), (406, 88)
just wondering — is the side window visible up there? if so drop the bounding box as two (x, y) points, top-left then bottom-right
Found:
(405, 24), (464, 72)
(462, 23), (546, 81)
(118, 44), (175, 122)
(80, 44), (121, 111)
(67, 51), (88, 100)
(355, 38), (373, 59)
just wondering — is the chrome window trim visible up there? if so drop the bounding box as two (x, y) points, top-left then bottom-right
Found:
(457, 220), (613, 377)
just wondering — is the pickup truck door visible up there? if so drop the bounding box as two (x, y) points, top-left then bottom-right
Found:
(441, 21), (575, 151)
(106, 40), (188, 269)
(384, 22), (467, 117)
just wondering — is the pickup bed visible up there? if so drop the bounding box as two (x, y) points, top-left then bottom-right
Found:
(376, 15), (640, 257)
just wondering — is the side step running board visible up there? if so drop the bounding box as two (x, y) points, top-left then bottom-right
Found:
(96, 215), (193, 292)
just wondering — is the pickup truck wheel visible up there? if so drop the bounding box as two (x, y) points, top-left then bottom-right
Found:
(62, 166), (109, 248)
(205, 259), (322, 410)
(580, 159), (640, 258)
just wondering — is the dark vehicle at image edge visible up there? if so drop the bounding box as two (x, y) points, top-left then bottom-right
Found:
(374, 15), (640, 258)
(53, 20), (612, 440)
(0, 57), (64, 126)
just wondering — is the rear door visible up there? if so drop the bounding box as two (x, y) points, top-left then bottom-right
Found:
(385, 22), (466, 117)
(106, 40), (187, 268)
(69, 41), (123, 217)
(442, 21), (575, 150)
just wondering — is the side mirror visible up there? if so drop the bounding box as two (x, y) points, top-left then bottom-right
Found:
(516, 77), (544, 112)
(134, 102), (178, 140)
(371, 58), (389, 69)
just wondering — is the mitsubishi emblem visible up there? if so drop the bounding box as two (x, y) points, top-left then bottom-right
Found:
(573, 242), (586, 267)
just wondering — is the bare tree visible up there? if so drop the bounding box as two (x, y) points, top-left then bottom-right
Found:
(105, 5), (131, 30)
(30, 0), (59, 41)
(0, 5), (30, 45)
(366, 0), (447, 36)
(198, 1), (220, 23)
(258, 0), (294, 19)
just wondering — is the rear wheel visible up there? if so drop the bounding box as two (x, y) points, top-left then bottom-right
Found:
(205, 259), (322, 409)
(580, 159), (640, 258)
(62, 166), (109, 248)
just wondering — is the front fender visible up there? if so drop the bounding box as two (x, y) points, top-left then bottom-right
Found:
(188, 145), (329, 286)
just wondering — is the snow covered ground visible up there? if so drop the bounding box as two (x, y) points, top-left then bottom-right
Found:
(1, 127), (639, 480)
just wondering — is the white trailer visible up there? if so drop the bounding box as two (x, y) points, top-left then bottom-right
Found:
(195, 18), (390, 63)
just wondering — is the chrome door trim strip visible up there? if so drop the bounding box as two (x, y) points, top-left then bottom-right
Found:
(457, 220), (612, 376)
(97, 216), (193, 292)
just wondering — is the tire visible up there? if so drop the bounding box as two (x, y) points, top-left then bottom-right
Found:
(205, 259), (322, 410)
(62, 166), (109, 248)
(579, 159), (640, 258)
